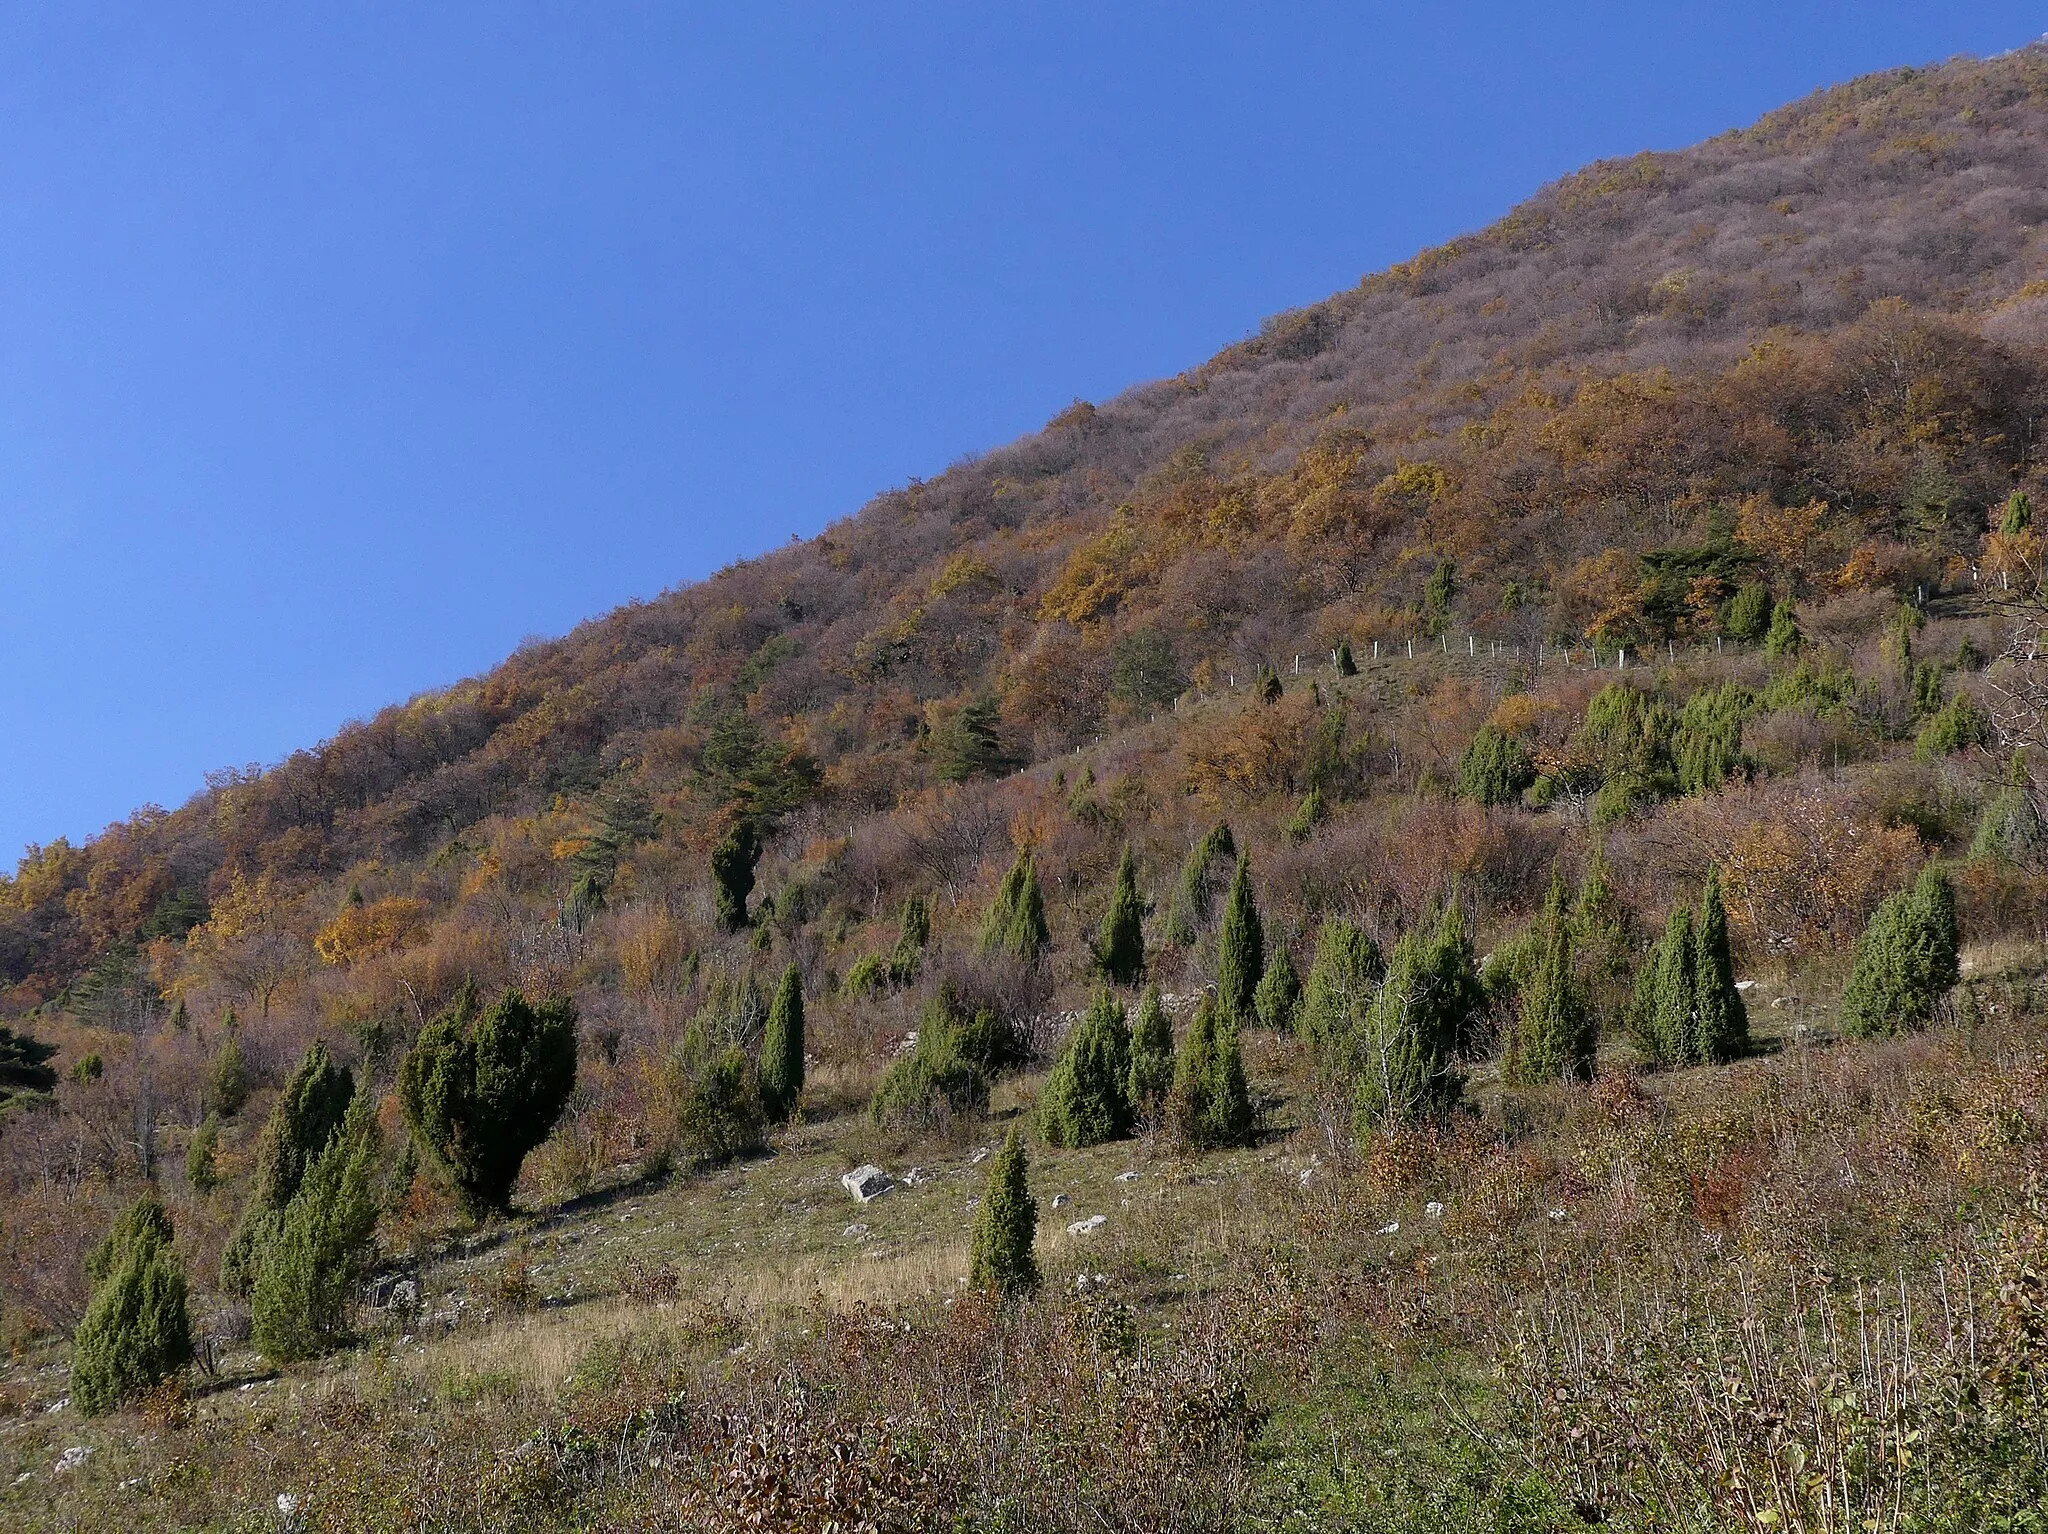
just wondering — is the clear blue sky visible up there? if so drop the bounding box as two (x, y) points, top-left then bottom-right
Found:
(1, 3), (2041, 863)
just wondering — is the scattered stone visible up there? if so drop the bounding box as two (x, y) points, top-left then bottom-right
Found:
(841, 1165), (894, 1203)
(843, 1223), (870, 1238)
(1051, 1193), (1071, 1209)
(1066, 1215), (1108, 1237)
(45, 1396), (68, 1413)
(1074, 1271), (1112, 1293)
(1425, 1201), (1444, 1219)
(1298, 1167), (1315, 1188)
(1548, 1207), (1569, 1221)
(278, 1491), (306, 1530)
(1378, 1221), (1399, 1236)
(1735, 979), (1757, 991)
(1113, 1169), (1140, 1182)
(902, 1166), (931, 1186)
(13, 1471), (30, 1485)
(967, 1146), (990, 1166)
(54, 1446), (92, 1475)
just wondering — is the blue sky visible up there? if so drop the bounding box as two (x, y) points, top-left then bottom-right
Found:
(1, 2), (2042, 863)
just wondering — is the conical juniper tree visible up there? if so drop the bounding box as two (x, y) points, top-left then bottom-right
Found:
(1503, 873), (1596, 1085)
(252, 1092), (380, 1363)
(889, 894), (931, 983)
(1215, 853), (1265, 1026)
(710, 819), (761, 931)
(1170, 993), (1253, 1149)
(1840, 863), (1961, 1038)
(71, 1195), (192, 1414)
(969, 1129), (1039, 1298)
(1254, 944), (1302, 1032)
(759, 963), (805, 1122)
(1690, 867), (1749, 1063)
(1458, 725), (1535, 806)
(1569, 846), (1636, 1032)
(1038, 990), (1134, 1147)
(1764, 599), (1804, 660)
(1126, 984), (1175, 1126)
(399, 982), (579, 1217)
(979, 849), (1050, 963)
(1162, 822), (1234, 947)
(1351, 904), (1473, 1128)
(1298, 918), (1386, 1079)
(221, 1040), (355, 1297)
(1633, 905), (1698, 1066)
(1095, 845), (1146, 985)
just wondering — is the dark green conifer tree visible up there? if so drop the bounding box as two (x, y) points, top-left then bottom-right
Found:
(1334, 637), (1358, 676)
(1254, 944), (1302, 1032)
(1764, 599), (1804, 660)
(888, 894), (931, 983)
(2001, 489), (2034, 535)
(1841, 864), (1961, 1037)
(0, 1022), (57, 1109)
(71, 1195), (192, 1415)
(1095, 845), (1146, 985)
(222, 1041), (354, 1296)
(760, 963), (805, 1122)
(1162, 822), (1234, 947)
(1503, 873), (1596, 1085)
(1170, 994), (1253, 1148)
(1458, 725), (1536, 806)
(710, 820), (761, 931)
(1633, 906), (1698, 1066)
(969, 1129), (1039, 1298)
(1126, 985), (1175, 1126)
(209, 1018), (250, 1119)
(185, 1114), (220, 1194)
(979, 849), (1050, 963)
(1038, 990), (1134, 1147)
(1691, 867), (1748, 1063)
(1298, 918), (1386, 1078)
(1215, 853), (1265, 1026)
(252, 1094), (380, 1363)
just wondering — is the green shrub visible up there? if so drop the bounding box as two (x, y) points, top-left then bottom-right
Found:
(222, 1041), (355, 1297)
(1299, 919), (1386, 1076)
(1284, 786), (1326, 843)
(869, 1000), (993, 1131)
(1351, 903), (1477, 1127)
(1038, 990), (1133, 1148)
(1503, 874), (1596, 1086)
(1334, 637), (1358, 676)
(1162, 822), (1234, 947)
(670, 1044), (768, 1165)
(888, 894), (931, 982)
(1094, 845), (1146, 985)
(841, 953), (890, 998)
(1569, 847), (1637, 1031)
(0, 1022), (57, 1110)
(968, 1129), (1038, 1298)
(1972, 755), (2044, 862)
(1215, 853), (1265, 1025)
(710, 820), (760, 931)
(1631, 868), (1747, 1065)
(1764, 598), (1803, 659)
(1916, 692), (1989, 759)
(1126, 985), (1175, 1125)
(979, 849), (1049, 963)
(1722, 581), (1772, 640)
(1169, 994), (1254, 1149)
(1254, 945), (1302, 1032)
(934, 693), (1017, 782)
(72, 1196), (192, 1414)
(759, 963), (805, 1122)
(1458, 725), (1535, 806)
(1673, 683), (1752, 794)
(252, 1094), (380, 1363)
(1840, 864), (1960, 1038)
(398, 982), (579, 1217)
(208, 1022), (250, 1118)
(185, 1114), (220, 1193)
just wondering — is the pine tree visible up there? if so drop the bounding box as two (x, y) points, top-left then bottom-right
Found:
(0, 1022), (57, 1109)
(710, 820), (761, 931)
(1039, 990), (1134, 1147)
(71, 1196), (192, 1414)
(1691, 867), (1749, 1063)
(969, 1129), (1039, 1298)
(1570, 846), (1636, 1031)
(252, 1093), (380, 1363)
(1254, 944), (1302, 1032)
(1841, 864), (1961, 1037)
(1633, 905), (1698, 1067)
(222, 1041), (354, 1297)
(978, 849), (1050, 963)
(185, 1114), (220, 1194)
(1095, 845), (1146, 985)
(1764, 599), (1804, 660)
(1126, 985), (1175, 1125)
(1503, 874), (1596, 1085)
(399, 983), (579, 1216)
(1423, 558), (1456, 636)
(1162, 822), (1234, 947)
(1215, 853), (1265, 1026)
(759, 963), (805, 1122)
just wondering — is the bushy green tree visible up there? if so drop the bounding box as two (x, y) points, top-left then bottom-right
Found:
(2001, 489), (2034, 535)
(252, 1094), (380, 1363)
(0, 1022), (57, 1110)
(1722, 581), (1773, 641)
(1038, 991), (1133, 1147)
(1972, 754), (2045, 862)
(1423, 558), (1456, 636)
(935, 694), (1017, 782)
(869, 996), (998, 1131)
(1170, 994), (1254, 1149)
(1109, 628), (1182, 708)
(1916, 692), (1990, 759)
(72, 1196), (192, 1414)
(1298, 919), (1386, 1076)
(1334, 637), (1358, 676)
(1094, 845), (1146, 984)
(1631, 869), (1747, 1066)
(889, 894), (931, 983)
(1840, 864), (1961, 1038)
(1503, 874), (1596, 1085)
(670, 1044), (768, 1165)
(1458, 725), (1535, 806)
(760, 963), (805, 1122)
(1673, 683), (1752, 794)
(1691, 867), (1749, 1063)
(1284, 786), (1326, 843)
(1352, 903), (1474, 1127)
(1162, 822), (1234, 947)
(1215, 854), (1265, 1025)
(185, 1114), (220, 1193)
(222, 1041), (355, 1296)
(398, 983), (579, 1216)
(1764, 599), (1803, 659)
(209, 1021), (250, 1118)
(979, 849), (1049, 963)
(969, 1129), (1038, 1298)
(1254, 945), (1302, 1032)
(1570, 847), (1637, 1030)
(1126, 985), (1175, 1125)
(710, 819), (760, 931)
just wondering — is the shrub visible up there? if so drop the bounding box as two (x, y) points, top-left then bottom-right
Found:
(208, 1023), (250, 1118)
(979, 850), (1049, 963)
(72, 1196), (192, 1415)
(870, 999), (994, 1132)
(185, 1115), (220, 1193)
(1764, 598), (1803, 659)
(670, 1045), (768, 1166)
(1038, 990), (1133, 1148)
(0, 1022), (57, 1109)
(1284, 786), (1326, 843)
(1840, 864), (1961, 1038)
(841, 953), (890, 998)
(710, 820), (760, 931)
(1169, 994), (1254, 1149)
(760, 963), (805, 1122)
(1972, 755), (2045, 862)
(1334, 637), (1358, 676)
(934, 693), (1017, 781)
(889, 894), (931, 982)
(1299, 918), (1387, 1075)
(1094, 845), (1146, 985)
(222, 1041), (354, 1297)
(1916, 692), (1990, 759)
(968, 1129), (1038, 1297)
(1569, 847), (1637, 1031)
(1162, 822), (1234, 947)
(1458, 724), (1535, 806)
(1673, 683), (1752, 794)
(1351, 904), (1473, 1127)
(1215, 854), (1265, 1026)
(251, 1094), (380, 1363)
(1126, 985), (1175, 1125)
(1722, 581), (1772, 640)
(1254, 945), (1302, 1032)
(1631, 868), (1748, 1065)
(1502, 874), (1596, 1085)
(398, 982), (579, 1217)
